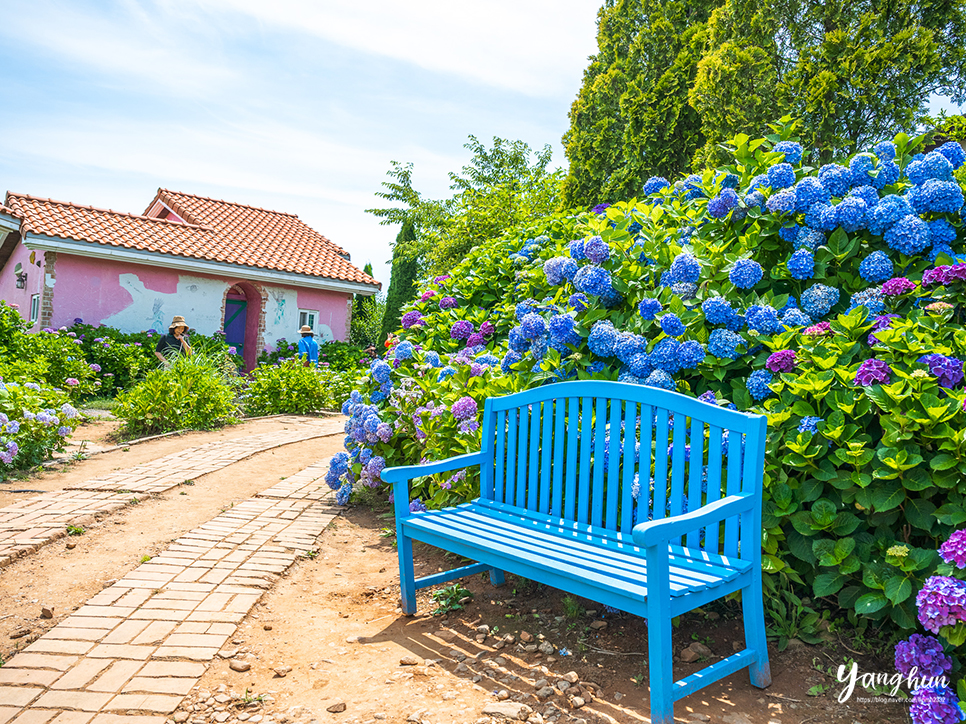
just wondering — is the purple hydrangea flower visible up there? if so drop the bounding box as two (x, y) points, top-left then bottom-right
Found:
(439, 296), (458, 310)
(918, 354), (965, 389)
(584, 236), (610, 264)
(908, 685), (965, 724)
(882, 277), (917, 296)
(895, 634), (953, 679)
(854, 358), (892, 386)
(401, 311), (424, 329)
(409, 499), (428, 513)
(450, 320), (474, 340)
(465, 333), (485, 348)
(940, 529), (966, 569)
(916, 575), (966, 634)
(451, 396), (479, 421)
(766, 350), (796, 373)
(480, 321), (496, 336)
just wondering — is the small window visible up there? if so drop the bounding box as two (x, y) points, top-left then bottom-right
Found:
(298, 309), (318, 330)
(29, 294), (39, 324)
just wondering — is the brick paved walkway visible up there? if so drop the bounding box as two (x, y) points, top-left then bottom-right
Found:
(0, 419), (342, 568)
(0, 456), (338, 723)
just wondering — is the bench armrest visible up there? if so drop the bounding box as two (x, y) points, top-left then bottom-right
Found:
(384, 452), (484, 519)
(631, 493), (756, 548)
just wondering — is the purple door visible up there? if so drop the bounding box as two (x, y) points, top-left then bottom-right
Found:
(224, 298), (247, 355)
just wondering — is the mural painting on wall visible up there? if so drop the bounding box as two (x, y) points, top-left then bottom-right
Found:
(271, 289), (286, 324)
(152, 298), (164, 333)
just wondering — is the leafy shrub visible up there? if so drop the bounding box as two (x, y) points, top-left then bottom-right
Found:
(114, 353), (240, 437)
(328, 122), (966, 639)
(245, 359), (358, 415)
(257, 339), (368, 371)
(0, 381), (82, 477)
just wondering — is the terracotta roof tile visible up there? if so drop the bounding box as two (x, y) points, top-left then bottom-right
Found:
(5, 190), (379, 289)
(0, 204), (18, 218)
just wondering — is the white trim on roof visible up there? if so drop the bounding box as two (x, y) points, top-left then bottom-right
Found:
(0, 212), (20, 233)
(23, 233), (380, 295)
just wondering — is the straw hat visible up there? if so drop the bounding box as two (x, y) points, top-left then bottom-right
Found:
(169, 315), (188, 330)
(299, 325), (314, 335)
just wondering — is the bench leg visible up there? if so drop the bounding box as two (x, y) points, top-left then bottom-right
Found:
(646, 605), (674, 724)
(743, 575), (772, 688)
(397, 531), (417, 615)
(489, 568), (506, 587)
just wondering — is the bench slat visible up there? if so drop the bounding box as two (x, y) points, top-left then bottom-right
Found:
(686, 416), (704, 549)
(494, 409), (505, 503)
(578, 397), (593, 525)
(539, 400), (553, 515)
(725, 430), (742, 556)
(654, 408), (669, 525)
(528, 402), (541, 510)
(506, 408), (518, 506)
(591, 397), (607, 528)
(705, 424), (724, 551)
(564, 398), (579, 521)
(619, 400), (636, 533)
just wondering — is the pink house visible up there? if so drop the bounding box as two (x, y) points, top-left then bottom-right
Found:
(0, 190), (380, 370)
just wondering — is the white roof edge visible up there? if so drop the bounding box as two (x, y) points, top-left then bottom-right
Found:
(23, 233), (380, 295)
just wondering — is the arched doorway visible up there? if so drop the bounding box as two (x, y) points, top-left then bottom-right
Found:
(222, 282), (262, 371)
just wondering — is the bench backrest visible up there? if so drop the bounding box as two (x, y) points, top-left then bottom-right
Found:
(479, 380), (767, 559)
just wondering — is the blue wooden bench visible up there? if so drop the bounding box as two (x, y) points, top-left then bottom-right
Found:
(383, 380), (771, 724)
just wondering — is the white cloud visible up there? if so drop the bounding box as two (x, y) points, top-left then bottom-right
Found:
(191, 0), (600, 97)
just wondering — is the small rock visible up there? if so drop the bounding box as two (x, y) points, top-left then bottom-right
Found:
(406, 713), (423, 723)
(476, 634), (487, 643)
(345, 635), (360, 644)
(556, 681), (570, 692)
(786, 638), (805, 650)
(589, 620), (606, 630)
(535, 687), (555, 700)
(721, 714), (753, 724)
(533, 679), (548, 690)
(40, 607), (54, 619)
(273, 666), (292, 677)
(613, 692), (624, 702)
(496, 689), (510, 700)
(229, 660), (251, 672)
(400, 655), (424, 666)
(562, 672), (579, 684)
(689, 642), (713, 658)
(214, 714), (230, 723)
(174, 713), (190, 723)
(520, 631), (533, 643)
(732, 640), (743, 652)
(9, 628), (30, 640)
(493, 641), (506, 650)
(707, 612), (720, 620)
(569, 697), (585, 710)
(503, 635), (515, 644)
(263, 624), (273, 631)
(437, 630), (457, 642)
(374, 715), (385, 720)
(477, 624), (490, 634)
(217, 649), (238, 659)
(482, 702), (532, 720)
(326, 703), (346, 713)
(680, 648), (700, 663)
(524, 644), (538, 653)
(214, 694), (231, 704)
(537, 642), (554, 655)
(456, 662), (469, 673)
(66, 541), (77, 550)
(529, 715), (544, 724)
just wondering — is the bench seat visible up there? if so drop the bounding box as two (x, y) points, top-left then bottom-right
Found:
(403, 500), (752, 607)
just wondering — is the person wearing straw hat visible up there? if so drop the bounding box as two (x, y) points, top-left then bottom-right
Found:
(154, 315), (193, 365)
(296, 324), (319, 367)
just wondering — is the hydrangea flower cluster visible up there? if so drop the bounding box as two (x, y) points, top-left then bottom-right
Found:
(854, 358), (892, 386)
(939, 529), (966, 569)
(916, 576), (966, 634)
(895, 634), (954, 679)
(918, 354), (965, 389)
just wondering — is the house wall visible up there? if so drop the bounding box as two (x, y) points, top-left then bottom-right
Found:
(46, 254), (351, 350)
(0, 239), (48, 328)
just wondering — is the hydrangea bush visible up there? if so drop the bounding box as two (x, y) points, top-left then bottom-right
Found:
(0, 381), (81, 477)
(329, 121), (966, 633)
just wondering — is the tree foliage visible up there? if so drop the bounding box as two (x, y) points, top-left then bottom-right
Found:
(564, 0), (966, 204)
(379, 220), (420, 345)
(366, 136), (564, 275)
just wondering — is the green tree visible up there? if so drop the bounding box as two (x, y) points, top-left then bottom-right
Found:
(351, 262), (385, 348)
(367, 136), (564, 275)
(379, 220), (420, 345)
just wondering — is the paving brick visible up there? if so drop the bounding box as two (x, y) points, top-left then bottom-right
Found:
(72, 606), (136, 619)
(127, 609), (189, 622)
(87, 645), (154, 660)
(45, 628), (110, 642)
(48, 714), (94, 724)
(4, 655), (78, 672)
(122, 677), (195, 695)
(100, 620), (151, 645)
(89, 715), (165, 724)
(24, 639), (93, 656)
(0, 686), (42, 706)
(0, 669), (61, 687)
(0, 709), (20, 724)
(50, 658), (113, 690)
(151, 646), (218, 660)
(10, 710), (58, 724)
(130, 622), (176, 646)
(136, 661), (206, 679)
(33, 689), (113, 711)
(57, 617), (123, 630)
(103, 693), (182, 713)
(85, 660), (144, 693)
(161, 633), (229, 648)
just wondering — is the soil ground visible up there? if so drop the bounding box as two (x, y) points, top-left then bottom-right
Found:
(0, 415), (912, 724)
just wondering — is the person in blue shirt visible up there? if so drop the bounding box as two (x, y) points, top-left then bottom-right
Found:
(296, 325), (319, 366)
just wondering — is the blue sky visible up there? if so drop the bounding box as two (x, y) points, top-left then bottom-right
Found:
(0, 2), (961, 289)
(0, 0), (600, 287)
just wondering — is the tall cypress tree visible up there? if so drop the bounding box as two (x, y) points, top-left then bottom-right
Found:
(379, 220), (420, 345)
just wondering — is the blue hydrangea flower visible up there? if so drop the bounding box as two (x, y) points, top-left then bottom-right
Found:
(718, 171), (741, 188)
(500, 352), (521, 374)
(569, 293), (589, 311)
(859, 251), (893, 283)
(773, 141), (803, 165)
(928, 218), (957, 246)
(638, 298), (662, 320)
(937, 140), (966, 169)
(907, 151), (954, 185)
(708, 329), (744, 360)
(729, 259), (763, 289)
(869, 194), (913, 235)
(508, 326), (529, 352)
(702, 296), (733, 324)
(767, 163), (796, 190)
(629, 352), (652, 378)
(849, 185), (879, 209)
(650, 338), (681, 374)
(531, 334), (549, 361)
(574, 265), (614, 297)
(584, 235), (610, 263)
(746, 305), (783, 334)
(549, 314), (575, 342)
(873, 140), (896, 161)
(670, 253), (701, 283)
(747, 370), (774, 400)
(834, 196), (868, 232)
(929, 244), (955, 263)
(848, 287), (885, 315)
(779, 224), (799, 243)
(708, 188), (739, 218)
(544, 256), (579, 285)
(615, 333), (645, 364)
(782, 308), (813, 327)
(424, 351), (441, 367)
(798, 416), (822, 434)
(569, 239), (586, 260)
(885, 214), (930, 256)
(787, 249), (814, 280)
(660, 314), (685, 337)
(670, 282), (697, 300)
(804, 202), (838, 232)
(748, 174), (768, 193)
(744, 190), (766, 210)
(371, 360), (392, 383)
(818, 164), (852, 197)
(676, 341), (705, 369)
(438, 365), (457, 381)
(766, 188), (796, 214)
(643, 176), (670, 195)
(914, 179), (965, 214)
(516, 299), (538, 320)
(335, 482), (352, 506)
(800, 284), (841, 318)
(848, 153), (876, 187)
(644, 369), (676, 391)
(794, 177), (829, 212)
(588, 360), (607, 375)
(795, 227), (826, 250)
(520, 312), (547, 340)
(394, 341), (414, 360)
(588, 321), (619, 357)
(871, 159), (900, 190)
